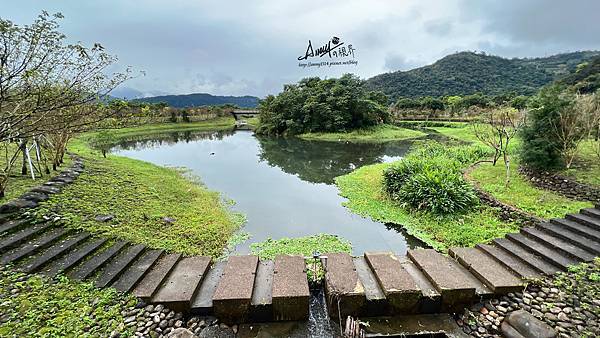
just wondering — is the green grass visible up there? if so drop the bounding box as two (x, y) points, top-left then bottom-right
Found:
(0, 144), (73, 203)
(469, 160), (592, 219)
(298, 124), (426, 142)
(335, 162), (519, 251)
(250, 234), (352, 260)
(0, 266), (135, 337)
(33, 120), (245, 257)
(561, 139), (600, 187)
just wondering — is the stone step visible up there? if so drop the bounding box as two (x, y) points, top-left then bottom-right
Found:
(0, 222), (53, 252)
(550, 218), (600, 241)
(581, 208), (600, 219)
(399, 257), (442, 314)
(324, 252), (365, 317)
(0, 228), (68, 265)
(153, 256), (211, 312)
(42, 238), (108, 277)
(0, 219), (26, 236)
(566, 214), (600, 230)
(407, 249), (476, 309)
(68, 241), (128, 280)
(522, 227), (596, 262)
(506, 233), (577, 271)
(21, 232), (90, 273)
(249, 260), (274, 322)
(352, 256), (387, 315)
(449, 247), (524, 294)
(133, 253), (182, 302)
(493, 238), (559, 275)
(213, 255), (259, 323)
(476, 244), (541, 280)
(537, 222), (600, 255)
(191, 261), (226, 314)
(94, 244), (146, 288)
(272, 255), (310, 321)
(111, 249), (164, 292)
(364, 252), (421, 314)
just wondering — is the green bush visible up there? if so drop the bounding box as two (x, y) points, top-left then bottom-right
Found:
(383, 142), (484, 215)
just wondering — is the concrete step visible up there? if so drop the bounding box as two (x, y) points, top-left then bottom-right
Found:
(476, 244), (541, 280)
(352, 256), (387, 315)
(566, 214), (600, 230)
(506, 233), (577, 271)
(0, 219), (26, 236)
(21, 232), (90, 273)
(522, 227), (596, 261)
(249, 260), (274, 322)
(94, 244), (146, 288)
(111, 249), (164, 292)
(68, 241), (128, 280)
(213, 255), (259, 323)
(449, 247), (524, 294)
(550, 218), (600, 241)
(272, 255), (310, 321)
(364, 252), (421, 314)
(493, 238), (559, 275)
(191, 261), (226, 314)
(133, 253), (182, 302)
(581, 208), (600, 219)
(407, 249), (476, 310)
(0, 222), (53, 252)
(0, 228), (68, 265)
(399, 257), (442, 314)
(153, 256), (211, 312)
(42, 238), (107, 277)
(324, 252), (365, 317)
(538, 222), (600, 255)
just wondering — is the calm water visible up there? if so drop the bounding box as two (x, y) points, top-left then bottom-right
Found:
(113, 129), (427, 255)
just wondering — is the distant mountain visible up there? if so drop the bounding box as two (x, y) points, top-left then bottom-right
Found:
(366, 51), (600, 100)
(133, 93), (260, 108)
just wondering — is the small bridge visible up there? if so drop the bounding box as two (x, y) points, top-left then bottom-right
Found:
(231, 110), (259, 121)
(1, 157), (600, 326)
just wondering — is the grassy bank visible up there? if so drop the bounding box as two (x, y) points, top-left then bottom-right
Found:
(34, 118), (244, 257)
(298, 124), (425, 142)
(0, 266), (135, 337)
(335, 163), (519, 251)
(250, 234), (352, 260)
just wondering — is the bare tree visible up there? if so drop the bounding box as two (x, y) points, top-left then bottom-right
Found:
(472, 107), (524, 186)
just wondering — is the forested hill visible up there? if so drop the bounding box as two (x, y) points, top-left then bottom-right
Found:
(133, 93), (260, 108)
(366, 51), (600, 99)
(558, 55), (600, 94)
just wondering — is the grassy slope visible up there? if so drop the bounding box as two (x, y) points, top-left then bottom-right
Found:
(0, 266), (135, 337)
(431, 123), (592, 216)
(298, 124), (426, 142)
(335, 163), (518, 251)
(34, 118), (244, 257)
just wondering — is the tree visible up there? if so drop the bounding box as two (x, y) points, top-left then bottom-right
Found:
(472, 107), (524, 185)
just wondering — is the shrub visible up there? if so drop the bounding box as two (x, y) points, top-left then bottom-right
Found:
(383, 141), (483, 215)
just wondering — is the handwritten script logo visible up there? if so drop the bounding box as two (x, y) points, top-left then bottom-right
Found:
(298, 36), (358, 69)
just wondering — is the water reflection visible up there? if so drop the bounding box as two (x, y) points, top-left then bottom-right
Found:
(112, 129), (427, 255)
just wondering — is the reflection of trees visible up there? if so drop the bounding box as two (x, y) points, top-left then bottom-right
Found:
(256, 136), (414, 184)
(110, 129), (235, 151)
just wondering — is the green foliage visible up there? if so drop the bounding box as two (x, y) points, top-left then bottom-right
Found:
(335, 162), (519, 251)
(367, 51), (599, 100)
(520, 84), (575, 169)
(0, 266), (136, 337)
(559, 56), (600, 94)
(298, 124), (425, 142)
(257, 74), (390, 135)
(383, 142), (485, 214)
(132, 93), (258, 108)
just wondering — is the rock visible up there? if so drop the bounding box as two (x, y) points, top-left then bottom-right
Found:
(557, 312), (568, 321)
(504, 310), (557, 338)
(95, 214), (114, 222)
(545, 313), (558, 321)
(162, 217), (176, 224)
(159, 320), (168, 329)
(167, 328), (197, 338)
(198, 326), (235, 338)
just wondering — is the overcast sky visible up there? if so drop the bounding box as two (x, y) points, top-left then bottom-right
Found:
(2, 0), (600, 98)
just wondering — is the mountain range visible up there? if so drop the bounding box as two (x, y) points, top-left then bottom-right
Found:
(366, 51), (600, 100)
(132, 93), (260, 108)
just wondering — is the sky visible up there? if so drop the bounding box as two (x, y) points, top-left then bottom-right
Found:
(2, 0), (600, 98)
